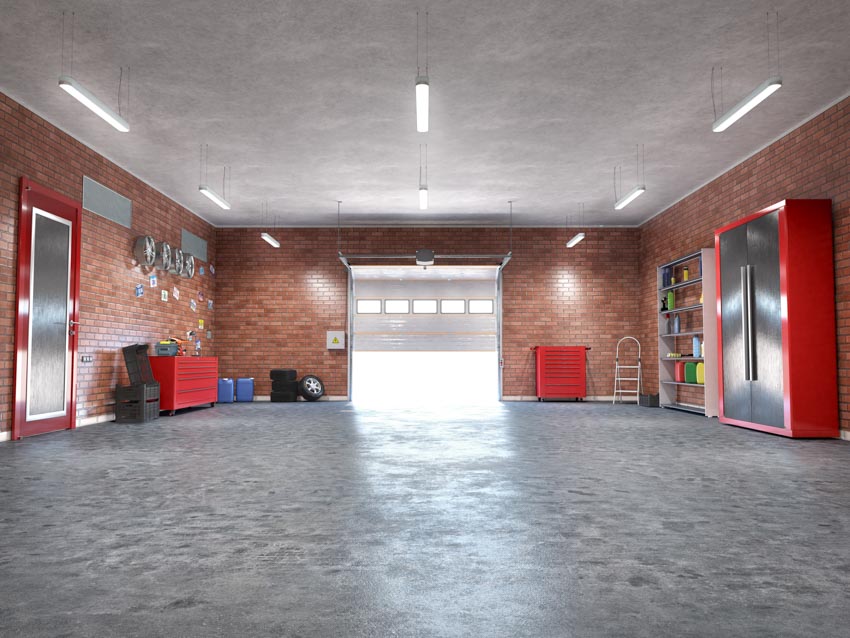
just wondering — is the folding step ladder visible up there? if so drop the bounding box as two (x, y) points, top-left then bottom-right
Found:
(613, 336), (641, 404)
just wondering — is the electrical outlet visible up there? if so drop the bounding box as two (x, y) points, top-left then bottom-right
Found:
(206, 331), (213, 340)
(81, 355), (93, 363)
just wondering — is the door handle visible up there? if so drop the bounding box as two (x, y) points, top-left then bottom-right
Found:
(741, 266), (750, 381)
(69, 320), (81, 326)
(746, 265), (756, 381)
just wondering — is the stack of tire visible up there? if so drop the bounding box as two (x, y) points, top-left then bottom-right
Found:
(270, 369), (325, 402)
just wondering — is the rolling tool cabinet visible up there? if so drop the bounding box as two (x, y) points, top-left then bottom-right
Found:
(150, 356), (218, 415)
(533, 346), (590, 400)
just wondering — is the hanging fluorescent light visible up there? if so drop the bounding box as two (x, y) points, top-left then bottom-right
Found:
(419, 187), (428, 210)
(58, 75), (129, 132)
(416, 77), (429, 132)
(712, 76), (782, 132)
(418, 143), (428, 210)
(566, 232), (585, 248)
(614, 184), (646, 210)
(260, 232), (280, 248)
(198, 185), (231, 210)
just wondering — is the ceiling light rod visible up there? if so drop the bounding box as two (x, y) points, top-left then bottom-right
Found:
(415, 10), (430, 132)
(712, 11), (782, 133)
(566, 204), (586, 248)
(613, 145), (646, 210)
(712, 75), (782, 133)
(198, 145), (231, 210)
(58, 12), (129, 133)
(259, 202), (280, 248)
(419, 144), (428, 210)
(58, 74), (129, 133)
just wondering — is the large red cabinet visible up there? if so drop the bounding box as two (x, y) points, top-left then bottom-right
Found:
(150, 356), (218, 415)
(533, 346), (589, 400)
(715, 199), (838, 437)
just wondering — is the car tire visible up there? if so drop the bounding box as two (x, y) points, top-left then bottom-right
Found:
(299, 375), (325, 401)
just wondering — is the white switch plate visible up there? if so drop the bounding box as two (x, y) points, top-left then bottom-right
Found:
(327, 331), (345, 350)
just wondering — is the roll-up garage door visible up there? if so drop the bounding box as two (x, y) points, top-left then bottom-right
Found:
(350, 265), (500, 404)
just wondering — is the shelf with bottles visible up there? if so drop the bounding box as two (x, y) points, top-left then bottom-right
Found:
(656, 247), (718, 418)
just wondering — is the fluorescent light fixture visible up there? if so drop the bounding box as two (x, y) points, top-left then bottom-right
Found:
(712, 76), (782, 132)
(566, 232), (586, 248)
(416, 249), (435, 266)
(58, 75), (129, 132)
(614, 184), (646, 210)
(260, 232), (280, 248)
(416, 76), (429, 132)
(198, 185), (231, 210)
(419, 187), (428, 210)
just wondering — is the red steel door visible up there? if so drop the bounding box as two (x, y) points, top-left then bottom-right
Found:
(13, 177), (82, 439)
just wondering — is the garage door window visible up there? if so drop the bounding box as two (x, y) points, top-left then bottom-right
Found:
(356, 299), (382, 314)
(440, 299), (465, 314)
(412, 299), (438, 314)
(384, 299), (410, 314)
(468, 299), (494, 314)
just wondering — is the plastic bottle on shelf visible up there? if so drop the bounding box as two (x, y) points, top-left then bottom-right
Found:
(700, 340), (705, 357)
(667, 291), (675, 310)
(673, 314), (681, 334)
(683, 266), (689, 281)
(692, 336), (700, 357)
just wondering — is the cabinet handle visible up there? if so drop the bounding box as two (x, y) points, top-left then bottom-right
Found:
(747, 264), (756, 381)
(741, 266), (750, 381)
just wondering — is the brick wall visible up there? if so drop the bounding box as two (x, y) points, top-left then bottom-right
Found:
(0, 92), (216, 435)
(214, 226), (643, 398)
(639, 95), (850, 434)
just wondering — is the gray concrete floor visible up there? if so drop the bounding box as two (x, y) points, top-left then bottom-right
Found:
(1, 402), (849, 637)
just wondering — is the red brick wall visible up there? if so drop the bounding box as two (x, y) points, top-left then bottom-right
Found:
(639, 95), (850, 434)
(0, 92), (216, 434)
(214, 226), (643, 398)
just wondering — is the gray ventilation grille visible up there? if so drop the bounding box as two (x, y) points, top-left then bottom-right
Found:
(82, 176), (132, 228)
(181, 229), (208, 262)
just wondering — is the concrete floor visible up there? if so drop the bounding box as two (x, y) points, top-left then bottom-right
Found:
(1, 402), (849, 637)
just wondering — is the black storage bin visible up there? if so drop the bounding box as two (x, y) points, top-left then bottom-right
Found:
(116, 382), (160, 403)
(270, 369), (297, 382)
(115, 399), (161, 423)
(115, 382), (161, 423)
(639, 393), (660, 407)
(122, 344), (156, 385)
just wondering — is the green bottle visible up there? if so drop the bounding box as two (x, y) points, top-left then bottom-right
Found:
(667, 291), (675, 310)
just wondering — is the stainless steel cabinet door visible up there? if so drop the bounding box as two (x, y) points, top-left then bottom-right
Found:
(719, 224), (751, 422)
(747, 211), (785, 428)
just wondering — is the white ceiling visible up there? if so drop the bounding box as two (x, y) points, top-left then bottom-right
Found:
(1, 1), (848, 228)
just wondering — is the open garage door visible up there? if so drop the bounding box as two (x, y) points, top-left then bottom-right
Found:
(350, 266), (500, 406)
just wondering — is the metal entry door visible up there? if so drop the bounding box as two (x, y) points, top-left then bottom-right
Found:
(13, 178), (82, 440)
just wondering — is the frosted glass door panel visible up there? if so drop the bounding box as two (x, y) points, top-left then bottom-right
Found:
(27, 209), (71, 419)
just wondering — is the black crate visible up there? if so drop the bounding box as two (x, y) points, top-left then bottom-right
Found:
(116, 383), (160, 403)
(639, 393), (660, 407)
(122, 344), (156, 385)
(115, 398), (160, 423)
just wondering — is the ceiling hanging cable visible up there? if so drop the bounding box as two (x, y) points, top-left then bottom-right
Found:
(614, 145), (646, 210)
(567, 203), (586, 248)
(58, 10), (129, 132)
(415, 10), (430, 132)
(712, 11), (782, 133)
(261, 200), (280, 248)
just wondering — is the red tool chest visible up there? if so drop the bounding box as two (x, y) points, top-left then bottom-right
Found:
(533, 346), (589, 400)
(150, 356), (218, 415)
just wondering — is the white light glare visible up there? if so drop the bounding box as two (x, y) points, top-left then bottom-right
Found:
(566, 232), (586, 248)
(614, 185), (646, 210)
(58, 75), (129, 132)
(198, 185), (231, 210)
(416, 76), (429, 132)
(712, 76), (782, 133)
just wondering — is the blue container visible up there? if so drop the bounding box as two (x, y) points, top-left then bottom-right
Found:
(217, 378), (234, 403)
(235, 377), (254, 402)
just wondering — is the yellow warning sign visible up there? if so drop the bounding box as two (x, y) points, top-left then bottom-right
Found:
(332, 337), (339, 344)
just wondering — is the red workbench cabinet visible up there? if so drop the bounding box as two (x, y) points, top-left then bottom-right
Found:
(533, 346), (589, 400)
(714, 199), (838, 438)
(149, 356), (218, 415)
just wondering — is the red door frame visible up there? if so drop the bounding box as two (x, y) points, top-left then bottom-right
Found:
(13, 177), (83, 440)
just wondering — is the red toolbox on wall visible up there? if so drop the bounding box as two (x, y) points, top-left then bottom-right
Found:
(533, 346), (590, 401)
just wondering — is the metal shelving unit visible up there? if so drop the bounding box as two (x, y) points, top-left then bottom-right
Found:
(657, 248), (718, 418)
